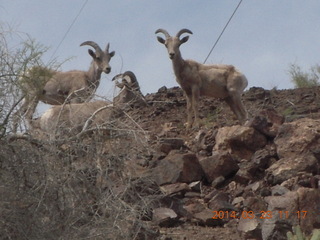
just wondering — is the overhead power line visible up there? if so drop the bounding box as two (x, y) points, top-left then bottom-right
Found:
(203, 0), (243, 64)
(49, 0), (89, 63)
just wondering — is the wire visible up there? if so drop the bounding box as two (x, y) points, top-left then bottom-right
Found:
(203, 0), (243, 64)
(49, 0), (89, 63)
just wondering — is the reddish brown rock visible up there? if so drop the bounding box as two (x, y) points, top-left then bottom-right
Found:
(199, 152), (239, 184)
(152, 207), (178, 227)
(275, 118), (320, 159)
(266, 154), (318, 185)
(152, 152), (204, 185)
(214, 125), (267, 160)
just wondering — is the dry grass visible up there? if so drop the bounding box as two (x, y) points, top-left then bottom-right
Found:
(0, 115), (161, 240)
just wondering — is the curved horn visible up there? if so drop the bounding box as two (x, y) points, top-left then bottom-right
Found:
(123, 71), (137, 83)
(155, 28), (171, 39)
(112, 73), (123, 81)
(80, 41), (103, 54)
(176, 29), (193, 38)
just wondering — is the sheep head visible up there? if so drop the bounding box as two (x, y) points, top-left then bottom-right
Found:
(155, 28), (193, 59)
(112, 71), (138, 90)
(80, 41), (115, 74)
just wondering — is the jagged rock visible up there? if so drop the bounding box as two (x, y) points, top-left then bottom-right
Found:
(247, 108), (284, 138)
(238, 217), (262, 240)
(296, 187), (320, 233)
(262, 188), (320, 238)
(245, 181), (261, 193)
(252, 147), (278, 170)
(275, 118), (320, 159)
(160, 183), (191, 196)
(184, 192), (201, 198)
(243, 196), (268, 213)
(158, 138), (185, 154)
(183, 200), (222, 226)
(207, 192), (235, 212)
(266, 154), (318, 185)
(232, 197), (244, 208)
(183, 200), (205, 216)
(157, 86), (167, 93)
(271, 185), (290, 196)
(192, 129), (216, 153)
(199, 152), (239, 184)
(188, 181), (201, 192)
(214, 125), (267, 160)
(152, 207), (178, 227)
(152, 152), (204, 185)
(245, 86), (270, 100)
(211, 176), (226, 188)
(261, 189), (300, 240)
(203, 189), (220, 203)
(234, 163), (255, 184)
(193, 208), (222, 227)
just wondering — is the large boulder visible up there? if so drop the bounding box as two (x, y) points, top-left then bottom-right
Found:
(152, 152), (204, 185)
(214, 125), (267, 160)
(261, 188), (320, 240)
(267, 118), (320, 184)
(275, 118), (320, 159)
(266, 154), (318, 185)
(199, 152), (239, 184)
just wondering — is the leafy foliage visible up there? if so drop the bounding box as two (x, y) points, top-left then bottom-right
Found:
(0, 23), (57, 136)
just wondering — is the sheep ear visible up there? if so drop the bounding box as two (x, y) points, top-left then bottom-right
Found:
(180, 36), (189, 44)
(88, 49), (96, 58)
(157, 36), (166, 44)
(110, 51), (115, 57)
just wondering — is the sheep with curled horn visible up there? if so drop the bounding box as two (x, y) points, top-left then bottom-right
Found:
(112, 71), (148, 108)
(12, 41), (115, 132)
(31, 71), (147, 138)
(155, 28), (248, 128)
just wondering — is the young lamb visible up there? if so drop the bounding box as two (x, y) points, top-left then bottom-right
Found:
(155, 28), (248, 128)
(12, 41), (115, 132)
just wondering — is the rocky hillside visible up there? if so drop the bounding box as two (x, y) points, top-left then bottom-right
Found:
(1, 86), (320, 240)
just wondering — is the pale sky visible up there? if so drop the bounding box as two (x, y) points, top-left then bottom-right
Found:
(2, 0), (320, 102)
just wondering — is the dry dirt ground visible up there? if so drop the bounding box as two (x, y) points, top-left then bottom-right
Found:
(2, 85), (320, 240)
(133, 85), (320, 139)
(125, 85), (320, 240)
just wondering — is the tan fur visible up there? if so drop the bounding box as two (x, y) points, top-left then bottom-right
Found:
(32, 71), (146, 138)
(12, 41), (115, 132)
(112, 71), (147, 108)
(156, 28), (248, 128)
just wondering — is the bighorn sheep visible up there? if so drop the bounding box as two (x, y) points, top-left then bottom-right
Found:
(31, 100), (122, 138)
(12, 41), (115, 132)
(32, 71), (146, 138)
(112, 71), (147, 107)
(155, 28), (248, 128)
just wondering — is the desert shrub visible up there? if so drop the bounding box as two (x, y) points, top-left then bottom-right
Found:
(0, 23), (60, 136)
(0, 117), (160, 240)
(0, 22), (160, 240)
(289, 63), (320, 88)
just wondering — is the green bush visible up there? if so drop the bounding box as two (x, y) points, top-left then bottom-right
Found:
(289, 63), (320, 88)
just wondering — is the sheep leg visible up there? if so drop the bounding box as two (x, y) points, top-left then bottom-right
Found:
(225, 94), (247, 124)
(185, 93), (194, 129)
(235, 97), (248, 123)
(191, 86), (200, 128)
